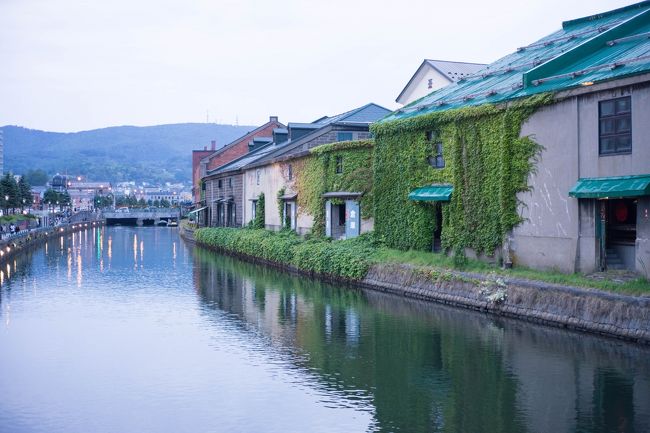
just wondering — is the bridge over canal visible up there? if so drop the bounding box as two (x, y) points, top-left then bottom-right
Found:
(102, 209), (180, 226)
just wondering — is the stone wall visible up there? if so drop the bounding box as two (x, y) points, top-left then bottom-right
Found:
(362, 263), (650, 343)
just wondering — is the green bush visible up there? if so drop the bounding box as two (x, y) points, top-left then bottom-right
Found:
(195, 227), (374, 280)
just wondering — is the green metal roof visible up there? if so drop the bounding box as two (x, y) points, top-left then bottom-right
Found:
(569, 174), (650, 198)
(382, 1), (650, 123)
(408, 185), (453, 201)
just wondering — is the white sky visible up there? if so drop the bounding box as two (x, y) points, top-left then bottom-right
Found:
(0, 0), (636, 132)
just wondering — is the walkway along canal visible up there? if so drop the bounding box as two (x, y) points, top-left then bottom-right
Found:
(0, 226), (649, 432)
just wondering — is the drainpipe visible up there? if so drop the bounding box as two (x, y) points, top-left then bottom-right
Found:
(574, 96), (582, 273)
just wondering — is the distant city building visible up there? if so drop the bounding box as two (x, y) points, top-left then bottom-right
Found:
(50, 174), (72, 192)
(67, 181), (112, 211)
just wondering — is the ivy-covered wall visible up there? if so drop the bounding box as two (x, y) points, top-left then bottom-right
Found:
(290, 140), (374, 236)
(371, 94), (553, 254)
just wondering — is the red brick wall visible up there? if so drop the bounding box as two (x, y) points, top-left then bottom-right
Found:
(192, 150), (212, 204)
(206, 121), (282, 171)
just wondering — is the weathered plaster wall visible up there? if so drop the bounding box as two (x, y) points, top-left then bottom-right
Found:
(514, 98), (579, 272)
(514, 83), (650, 274)
(637, 196), (650, 278)
(242, 163), (285, 229)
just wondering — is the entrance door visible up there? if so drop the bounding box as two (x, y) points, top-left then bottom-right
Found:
(345, 200), (360, 239)
(604, 198), (637, 270)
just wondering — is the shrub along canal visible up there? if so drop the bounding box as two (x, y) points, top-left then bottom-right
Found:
(0, 226), (649, 433)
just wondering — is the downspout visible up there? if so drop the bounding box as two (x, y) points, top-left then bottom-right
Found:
(574, 96), (582, 273)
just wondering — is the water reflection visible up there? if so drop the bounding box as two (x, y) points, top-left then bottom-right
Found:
(0, 227), (647, 433)
(193, 248), (650, 433)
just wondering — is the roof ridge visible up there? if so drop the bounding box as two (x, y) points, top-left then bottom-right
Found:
(426, 59), (487, 66)
(201, 118), (283, 162)
(562, 0), (650, 29)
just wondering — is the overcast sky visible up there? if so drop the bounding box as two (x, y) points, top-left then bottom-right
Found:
(0, 0), (636, 132)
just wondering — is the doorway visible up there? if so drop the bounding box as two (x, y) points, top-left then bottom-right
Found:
(433, 203), (443, 252)
(599, 198), (637, 271)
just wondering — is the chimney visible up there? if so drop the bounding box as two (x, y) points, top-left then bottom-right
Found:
(211, 140), (216, 150)
(269, 116), (278, 123)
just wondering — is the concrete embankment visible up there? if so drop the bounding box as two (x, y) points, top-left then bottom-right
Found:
(0, 221), (104, 264)
(181, 226), (650, 344)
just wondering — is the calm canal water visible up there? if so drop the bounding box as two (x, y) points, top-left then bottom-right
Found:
(0, 226), (649, 433)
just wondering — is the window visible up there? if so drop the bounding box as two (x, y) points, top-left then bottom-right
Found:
(228, 177), (233, 188)
(599, 96), (631, 155)
(335, 156), (343, 174)
(337, 132), (353, 142)
(288, 164), (293, 180)
(256, 169), (261, 185)
(426, 131), (445, 168)
(427, 78), (433, 89)
(218, 179), (223, 189)
(251, 200), (257, 219)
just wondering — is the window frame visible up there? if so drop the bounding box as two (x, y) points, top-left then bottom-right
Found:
(337, 132), (353, 142)
(599, 96), (632, 156)
(426, 131), (445, 169)
(335, 156), (343, 174)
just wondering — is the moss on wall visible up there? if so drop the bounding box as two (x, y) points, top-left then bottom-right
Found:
(292, 140), (374, 236)
(370, 94), (553, 254)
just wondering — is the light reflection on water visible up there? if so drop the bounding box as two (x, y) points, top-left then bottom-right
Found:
(0, 226), (648, 433)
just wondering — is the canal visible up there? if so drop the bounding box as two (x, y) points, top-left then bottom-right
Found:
(0, 226), (649, 433)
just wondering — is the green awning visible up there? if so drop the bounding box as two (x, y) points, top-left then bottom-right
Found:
(569, 174), (650, 199)
(408, 184), (453, 201)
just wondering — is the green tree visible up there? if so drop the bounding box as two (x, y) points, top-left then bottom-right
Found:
(24, 169), (49, 186)
(160, 199), (170, 208)
(43, 188), (59, 205)
(0, 173), (19, 214)
(18, 176), (32, 210)
(138, 198), (146, 207)
(94, 194), (112, 209)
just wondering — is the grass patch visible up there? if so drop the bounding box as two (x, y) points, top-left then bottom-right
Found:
(195, 228), (650, 296)
(372, 247), (650, 296)
(0, 214), (38, 223)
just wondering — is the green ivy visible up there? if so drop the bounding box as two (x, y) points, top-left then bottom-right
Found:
(253, 193), (265, 229)
(370, 94), (553, 254)
(195, 227), (374, 280)
(293, 139), (374, 236)
(277, 187), (286, 228)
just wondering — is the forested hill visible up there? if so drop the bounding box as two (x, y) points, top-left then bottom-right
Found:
(1, 123), (254, 184)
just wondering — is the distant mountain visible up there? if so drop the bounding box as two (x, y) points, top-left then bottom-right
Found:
(0, 123), (255, 184)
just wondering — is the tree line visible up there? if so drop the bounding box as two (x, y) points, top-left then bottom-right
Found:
(1, 173), (33, 213)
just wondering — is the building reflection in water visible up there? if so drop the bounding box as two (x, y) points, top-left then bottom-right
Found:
(192, 247), (650, 433)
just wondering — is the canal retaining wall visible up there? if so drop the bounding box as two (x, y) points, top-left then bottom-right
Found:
(181, 226), (650, 344)
(0, 221), (104, 264)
